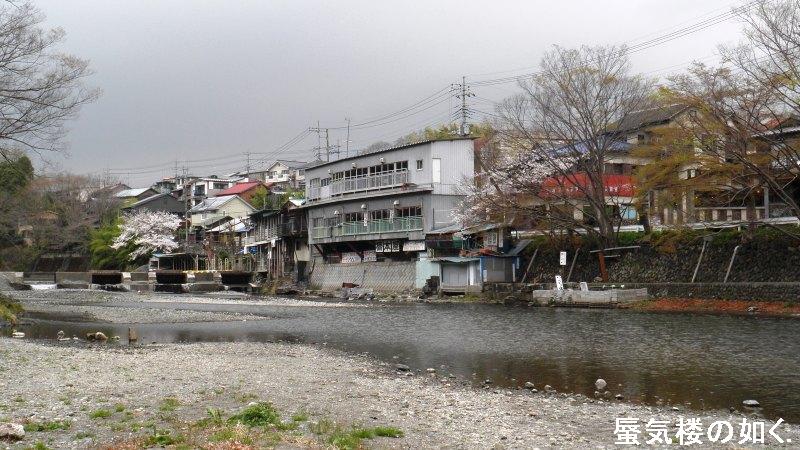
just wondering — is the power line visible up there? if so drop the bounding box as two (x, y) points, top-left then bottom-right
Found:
(468, 0), (759, 87)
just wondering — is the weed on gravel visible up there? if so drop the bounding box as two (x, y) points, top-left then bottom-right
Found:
(23, 420), (72, 432)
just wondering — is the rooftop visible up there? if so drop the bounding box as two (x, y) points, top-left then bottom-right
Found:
(215, 181), (268, 196)
(188, 195), (247, 213)
(115, 188), (153, 198)
(304, 137), (475, 171)
(122, 193), (175, 209)
(612, 104), (688, 134)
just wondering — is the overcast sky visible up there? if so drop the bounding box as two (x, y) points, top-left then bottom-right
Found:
(34, 0), (748, 186)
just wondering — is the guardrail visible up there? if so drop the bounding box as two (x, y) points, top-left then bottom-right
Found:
(309, 170), (408, 200)
(312, 216), (422, 239)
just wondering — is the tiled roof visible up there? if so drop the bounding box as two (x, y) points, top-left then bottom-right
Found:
(215, 181), (265, 196)
(188, 195), (241, 213)
(612, 104), (687, 133)
(115, 188), (152, 198)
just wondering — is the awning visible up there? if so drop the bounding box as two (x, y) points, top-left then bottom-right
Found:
(431, 257), (480, 263)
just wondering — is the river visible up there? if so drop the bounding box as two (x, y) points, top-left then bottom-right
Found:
(8, 298), (800, 422)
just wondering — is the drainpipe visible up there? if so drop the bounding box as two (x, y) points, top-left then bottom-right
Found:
(691, 237), (711, 283)
(566, 248), (579, 283)
(723, 245), (741, 283)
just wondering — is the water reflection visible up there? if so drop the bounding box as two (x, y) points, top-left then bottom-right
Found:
(6, 302), (800, 422)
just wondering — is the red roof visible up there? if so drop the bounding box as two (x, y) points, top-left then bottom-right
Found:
(216, 181), (268, 196)
(541, 173), (635, 199)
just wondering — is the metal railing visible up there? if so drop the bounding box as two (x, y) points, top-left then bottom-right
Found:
(691, 206), (766, 223)
(312, 216), (422, 239)
(309, 170), (408, 200)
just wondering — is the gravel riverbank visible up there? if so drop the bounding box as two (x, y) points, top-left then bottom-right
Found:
(1, 289), (799, 448)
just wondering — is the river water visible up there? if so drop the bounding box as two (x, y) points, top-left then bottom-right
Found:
(9, 299), (800, 422)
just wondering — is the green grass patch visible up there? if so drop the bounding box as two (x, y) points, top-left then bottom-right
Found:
(88, 408), (112, 419)
(291, 411), (309, 422)
(73, 431), (94, 440)
(159, 397), (180, 412)
(24, 420), (71, 432)
(24, 442), (51, 450)
(227, 402), (281, 427)
(0, 294), (23, 325)
(233, 392), (258, 403)
(311, 420), (404, 449)
(113, 403), (125, 413)
(143, 428), (184, 447)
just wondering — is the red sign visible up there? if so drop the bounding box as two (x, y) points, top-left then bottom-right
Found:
(541, 173), (635, 199)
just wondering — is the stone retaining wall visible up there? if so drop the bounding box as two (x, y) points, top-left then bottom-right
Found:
(309, 260), (416, 292)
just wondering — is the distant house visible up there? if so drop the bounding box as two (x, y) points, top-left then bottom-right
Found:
(184, 177), (241, 207)
(89, 183), (131, 200)
(122, 193), (185, 217)
(214, 180), (271, 205)
(188, 195), (255, 229)
(248, 160), (307, 190)
(114, 187), (159, 204)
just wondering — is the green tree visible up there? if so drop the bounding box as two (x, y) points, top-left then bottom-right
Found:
(88, 219), (136, 269)
(0, 153), (33, 194)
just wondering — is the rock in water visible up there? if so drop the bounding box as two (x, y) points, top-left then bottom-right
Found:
(595, 378), (607, 390)
(395, 364), (410, 372)
(94, 332), (108, 341)
(544, 385), (555, 393)
(56, 330), (65, 340)
(128, 327), (138, 342)
(0, 422), (25, 440)
(524, 382), (535, 389)
(742, 399), (760, 407)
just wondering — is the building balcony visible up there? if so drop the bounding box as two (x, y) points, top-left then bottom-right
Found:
(308, 170), (408, 201)
(311, 216), (423, 240)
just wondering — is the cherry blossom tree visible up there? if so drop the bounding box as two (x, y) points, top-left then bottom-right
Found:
(111, 211), (182, 260)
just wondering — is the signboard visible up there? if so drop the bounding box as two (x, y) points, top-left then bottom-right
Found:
(579, 281), (589, 292)
(555, 275), (564, 290)
(341, 252), (361, 264)
(402, 240), (426, 252)
(362, 250), (377, 262)
(376, 240), (401, 253)
(559, 251), (567, 266)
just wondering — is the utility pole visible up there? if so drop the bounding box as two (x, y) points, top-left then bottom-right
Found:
(309, 123), (331, 161)
(454, 76), (474, 136)
(244, 151), (251, 176)
(345, 117), (351, 157)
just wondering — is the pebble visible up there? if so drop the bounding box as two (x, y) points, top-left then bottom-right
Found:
(595, 378), (607, 390)
(0, 422), (24, 440)
(395, 364), (410, 372)
(524, 382), (535, 389)
(742, 399), (760, 407)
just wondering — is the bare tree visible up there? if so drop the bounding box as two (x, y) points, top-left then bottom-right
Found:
(482, 45), (654, 245)
(0, 2), (99, 163)
(661, 63), (800, 224)
(705, 0), (800, 221)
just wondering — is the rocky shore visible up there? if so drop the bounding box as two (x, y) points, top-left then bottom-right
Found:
(1, 289), (799, 448)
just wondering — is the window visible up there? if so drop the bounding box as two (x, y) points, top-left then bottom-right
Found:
(432, 158), (441, 183)
(343, 212), (363, 222)
(320, 177), (331, 187)
(370, 209), (390, 220)
(416, 160), (423, 170)
(212, 182), (227, 190)
(395, 206), (422, 217)
(312, 217), (323, 228)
